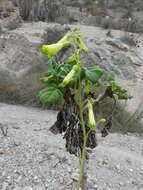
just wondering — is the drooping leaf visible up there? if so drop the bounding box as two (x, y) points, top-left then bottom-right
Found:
(38, 86), (64, 104)
(107, 81), (133, 100)
(84, 65), (103, 83)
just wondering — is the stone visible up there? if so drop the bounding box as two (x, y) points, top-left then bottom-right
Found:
(0, 22), (68, 105)
(1, 182), (8, 190)
(22, 187), (33, 190)
(106, 38), (129, 51)
(115, 164), (121, 170)
(71, 172), (79, 181)
(66, 166), (72, 173)
(13, 187), (21, 190)
(93, 184), (98, 189)
(0, 148), (4, 154)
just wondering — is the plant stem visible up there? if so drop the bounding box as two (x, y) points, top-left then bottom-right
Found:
(76, 85), (87, 190)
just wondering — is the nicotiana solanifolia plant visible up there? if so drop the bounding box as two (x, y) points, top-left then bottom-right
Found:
(38, 28), (133, 190)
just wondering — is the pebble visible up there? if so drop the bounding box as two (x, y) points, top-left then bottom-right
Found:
(13, 186), (21, 190)
(12, 126), (20, 129)
(66, 166), (72, 173)
(0, 148), (4, 154)
(102, 159), (109, 166)
(22, 187), (33, 190)
(71, 172), (79, 181)
(129, 168), (133, 172)
(1, 182), (8, 190)
(115, 164), (120, 170)
(59, 177), (64, 184)
(64, 175), (72, 185)
(15, 175), (22, 183)
(33, 176), (40, 183)
(119, 182), (124, 186)
(93, 184), (98, 189)
(67, 159), (72, 165)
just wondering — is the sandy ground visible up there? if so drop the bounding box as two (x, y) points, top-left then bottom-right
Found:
(0, 103), (143, 190)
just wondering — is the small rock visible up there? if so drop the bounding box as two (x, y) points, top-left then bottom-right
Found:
(0, 148), (4, 154)
(119, 182), (124, 186)
(93, 184), (98, 189)
(2, 171), (6, 176)
(102, 159), (109, 166)
(13, 126), (20, 129)
(67, 166), (72, 173)
(33, 176), (40, 184)
(129, 168), (133, 172)
(67, 159), (72, 165)
(13, 186), (21, 190)
(15, 175), (22, 183)
(1, 182), (8, 190)
(22, 187), (33, 190)
(115, 164), (120, 170)
(71, 172), (79, 181)
(64, 175), (72, 185)
(59, 177), (64, 184)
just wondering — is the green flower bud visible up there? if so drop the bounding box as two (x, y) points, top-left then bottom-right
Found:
(77, 36), (89, 53)
(60, 69), (75, 87)
(41, 32), (72, 58)
(58, 31), (73, 44)
(72, 64), (80, 72)
(59, 65), (80, 87)
(41, 43), (64, 58)
(85, 80), (90, 95)
(99, 119), (106, 123)
(87, 100), (96, 130)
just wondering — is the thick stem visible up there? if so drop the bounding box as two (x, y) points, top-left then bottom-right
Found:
(76, 85), (88, 190)
(76, 108), (87, 190)
(81, 159), (88, 190)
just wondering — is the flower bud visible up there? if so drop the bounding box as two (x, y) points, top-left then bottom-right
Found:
(58, 31), (72, 44)
(77, 36), (89, 53)
(99, 119), (106, 123)
(41, 32), (71, 58)
(60, 69), (75, 87)
(87, 100), (96, 130)
(59, 65), (80, 87)
(85, 80), (90, 95)
(41, 43), (64, 58)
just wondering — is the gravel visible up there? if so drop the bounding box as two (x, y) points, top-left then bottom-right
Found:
(0, 103), (143, 190)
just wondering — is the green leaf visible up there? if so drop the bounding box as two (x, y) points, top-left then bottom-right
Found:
(107, 81), (133, 100)
(43, 71), (52, 77)
(47, 58), (60, 72)
(38, 86), (64, 104)
(57, 64), (73, 79)
(107, 72), (115, 81)
(84, 65), (103, 83)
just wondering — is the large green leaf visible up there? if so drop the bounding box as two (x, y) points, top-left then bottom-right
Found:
(38, 86), (64, 104)
(84, 65), (103, 83)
